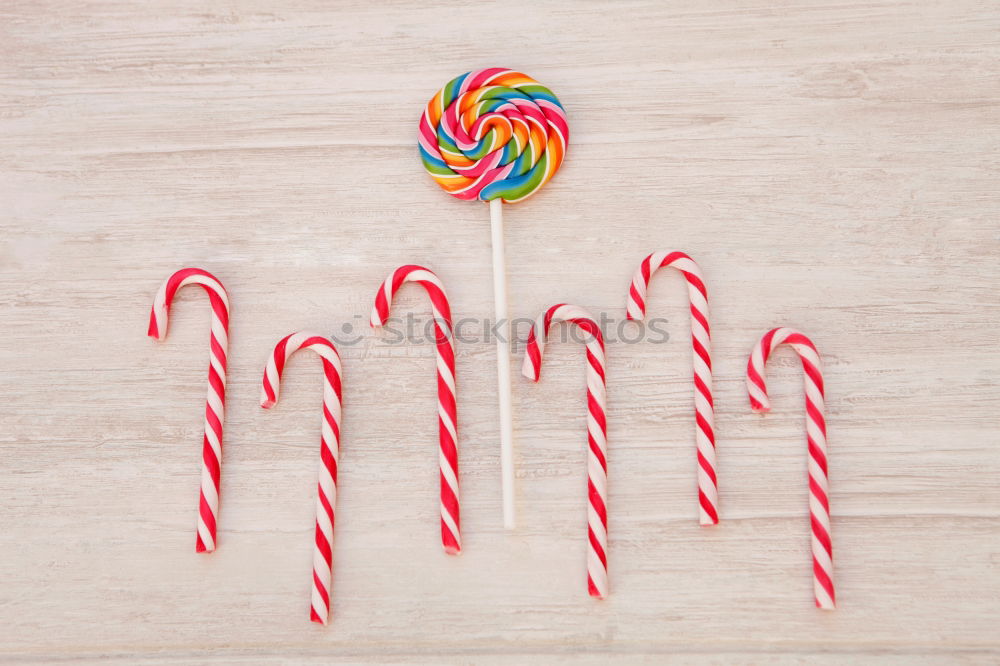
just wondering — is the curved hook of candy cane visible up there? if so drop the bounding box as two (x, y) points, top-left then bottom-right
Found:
(260, 331), (344, 626)
(522, 303), (609, 599)
(746, 327), (834, 610)
(369, 265), (460, 555)
(625, 251), (717, 526)
(147, 267), (230, 554)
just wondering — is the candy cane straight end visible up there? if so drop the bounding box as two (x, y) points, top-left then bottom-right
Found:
(816, 576), (836, 610)
(588, 578), (608, 600)
(311, 607), (329, 625)
(195, 540), (211, 554)
(442, 508), (462, 555)
(147, 318), (163, 341)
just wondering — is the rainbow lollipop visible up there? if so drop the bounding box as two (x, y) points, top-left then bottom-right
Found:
(419, 68), (569, 528)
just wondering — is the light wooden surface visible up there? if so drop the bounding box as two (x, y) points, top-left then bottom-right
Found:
(2, 1), (999, 663)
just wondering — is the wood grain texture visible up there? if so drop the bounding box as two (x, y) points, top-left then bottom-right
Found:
(1, 0), (999, 662)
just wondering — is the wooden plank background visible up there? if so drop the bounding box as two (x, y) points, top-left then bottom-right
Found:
(1, 1), (998, 662)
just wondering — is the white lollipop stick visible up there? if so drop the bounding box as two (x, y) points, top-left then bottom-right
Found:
(491, 198), (516, 529)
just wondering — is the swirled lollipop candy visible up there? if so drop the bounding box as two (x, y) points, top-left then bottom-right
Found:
(419, 68), (569, 528)
(419, 68), (568, 202)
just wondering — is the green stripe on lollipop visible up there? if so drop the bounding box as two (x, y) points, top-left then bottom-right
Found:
(480, 151), (549, 202)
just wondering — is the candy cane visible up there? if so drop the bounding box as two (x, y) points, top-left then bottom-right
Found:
(522, 304), (608, 598)
(260, 332), (344, 625)
(626, 251), (717, 526)
(370, 265), (460, 555)
(147, 267), (229, 553)
(746, 327), (834, 610)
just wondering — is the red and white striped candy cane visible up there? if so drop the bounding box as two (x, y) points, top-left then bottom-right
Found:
(746, 327), (834, 610)
(626, 251), (717, 525)
(147, 267), (229, 553)
(260, 332), (344, 625)
(370, 265), (460, 555)
(522, 304), (609, 598)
